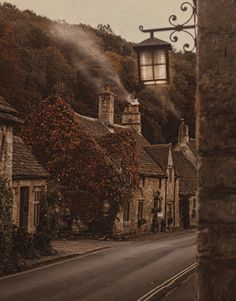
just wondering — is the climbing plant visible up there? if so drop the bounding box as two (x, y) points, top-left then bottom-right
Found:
(0, 176), (13, 272)
(21, 96), (138, 235)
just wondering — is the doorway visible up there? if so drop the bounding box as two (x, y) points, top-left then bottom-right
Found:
(19, 187), (29, 230)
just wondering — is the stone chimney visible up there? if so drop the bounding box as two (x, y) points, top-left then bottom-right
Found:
(98, 83), (115, 125)
(178, 118), (189, 146)
(122, 99), (141, 134)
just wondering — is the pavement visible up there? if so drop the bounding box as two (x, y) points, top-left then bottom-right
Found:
(0, 231), (196, 301)
(26, 229), (196, 269)
(161, 273), (196, 301)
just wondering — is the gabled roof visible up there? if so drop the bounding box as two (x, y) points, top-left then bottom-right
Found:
(75, 113), (110, 137)
(13, 136), (50, 180)
(0, 96), (23, 124)
(187, 138), (197, 157)
(173, 150), (197, 196)
(133, 132), (166, 177)
(75, 112), (165, 177)
(145, 144), (170, 172)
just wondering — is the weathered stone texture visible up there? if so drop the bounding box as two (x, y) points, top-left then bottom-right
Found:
(12, 179), (47, 233)
(0, 124), (13, 183)
(197, 0), (236, 300)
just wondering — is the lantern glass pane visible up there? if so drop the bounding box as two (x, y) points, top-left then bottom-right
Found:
(140, 65), (153, 81)
(140, 50), (152, 65)
(153, 49), (166, 64)
(154, 64), (167, 80)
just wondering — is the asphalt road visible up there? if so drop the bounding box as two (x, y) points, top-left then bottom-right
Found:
(0, 232), (196, 301)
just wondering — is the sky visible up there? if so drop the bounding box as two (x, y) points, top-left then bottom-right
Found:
(5, 0), (196, 50)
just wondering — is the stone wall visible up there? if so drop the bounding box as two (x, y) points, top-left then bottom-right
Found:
(166, 148), (179, 228)
(12, 179), (47, 233)
(115, 177), (167, 235)
(197, 0), (236, 300)
(0, 124), (13, 184)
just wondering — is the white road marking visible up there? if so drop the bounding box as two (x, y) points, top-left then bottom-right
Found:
(137, 263), (197, 301)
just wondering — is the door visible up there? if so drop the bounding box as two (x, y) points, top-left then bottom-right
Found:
(19, 187), (29, 230)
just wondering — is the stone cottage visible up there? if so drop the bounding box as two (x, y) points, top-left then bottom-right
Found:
(0, 96), (49, 233)
(173, 119), (197, 228)
(74, 85), (180, 235)
(145, 144), (180, 228)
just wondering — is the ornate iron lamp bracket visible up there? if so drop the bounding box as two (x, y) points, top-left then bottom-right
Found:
(139, 0), (197, 52)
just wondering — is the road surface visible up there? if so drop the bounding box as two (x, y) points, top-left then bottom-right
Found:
(0, 232), (196, 301)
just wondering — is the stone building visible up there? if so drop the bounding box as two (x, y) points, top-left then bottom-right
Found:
(74, 85), (180, 235)
(173, 119), (197, 228)
(146, 144), (180, 228)
(0, 96), (49, 233)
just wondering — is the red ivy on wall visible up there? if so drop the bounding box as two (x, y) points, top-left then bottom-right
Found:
(21, 96), (138, 234)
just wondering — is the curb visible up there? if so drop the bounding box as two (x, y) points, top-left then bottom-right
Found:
(0, 246), (110, 281)
(130, 229), (196, 243)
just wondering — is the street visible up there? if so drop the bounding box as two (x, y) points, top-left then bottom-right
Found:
(0, 232), (196, 301)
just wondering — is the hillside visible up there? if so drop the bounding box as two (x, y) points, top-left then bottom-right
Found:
(0, 2), (196, 143)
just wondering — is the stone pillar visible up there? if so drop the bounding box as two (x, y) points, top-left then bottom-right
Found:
(98, 84), (115, 125)
(196, 1), (236, 300)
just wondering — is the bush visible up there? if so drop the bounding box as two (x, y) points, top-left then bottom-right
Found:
(0, 177), (56, 274)
(0, 177), (13, 272)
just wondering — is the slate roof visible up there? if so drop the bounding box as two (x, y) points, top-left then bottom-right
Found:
(75, 113), (165, 177)
(187, 138), (197, 157)
(145, 144), (170, 172)
(75, 113), (110, 137)
(173, 150), (197, 196)
(133, 132), (166, 177)
(0, 96), (23, 124)
(13, 136), (50, 180)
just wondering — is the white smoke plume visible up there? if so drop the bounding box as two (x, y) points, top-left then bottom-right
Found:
(146, 86), (181, 119)
(51, 23), (132, 103)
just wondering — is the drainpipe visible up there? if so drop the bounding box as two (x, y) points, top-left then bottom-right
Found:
(173, 177), (176, 228)
(164, 177), (168, 224)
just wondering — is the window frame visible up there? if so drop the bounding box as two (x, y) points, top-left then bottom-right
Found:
(138, 200), (144, 220)
(123, 201), (130, 222)
(33, 187), (43, 227)
(139, 49), (169, 84)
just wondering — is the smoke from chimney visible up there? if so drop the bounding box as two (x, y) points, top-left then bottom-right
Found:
(51, 23), (133, 103)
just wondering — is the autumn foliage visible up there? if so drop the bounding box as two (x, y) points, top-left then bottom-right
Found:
(21, 96), (138, 234)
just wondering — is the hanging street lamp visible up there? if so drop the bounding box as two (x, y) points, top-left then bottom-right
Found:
(134, 37), (172, 85)
(135, 0), (197, 86)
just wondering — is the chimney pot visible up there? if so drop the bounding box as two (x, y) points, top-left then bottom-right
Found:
(122, 98), (142, 134)
(178, 118), (189, 145)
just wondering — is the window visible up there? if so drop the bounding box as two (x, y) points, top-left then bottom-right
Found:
(33, 189), (43, 226)
(138, 200), (144, 220)
(167, 203), (172, 219)
(123, 201), (130, 222)
(139, 49), (167, 84)
(159, 178), (162, 189)
(193, 198), (197, 209)
(140, 177), (145, 187)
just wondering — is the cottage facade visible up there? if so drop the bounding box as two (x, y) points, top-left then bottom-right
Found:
(0, 97), (49, 233)
(173, 119), (197, 228)
(75, 86), (180, 235)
